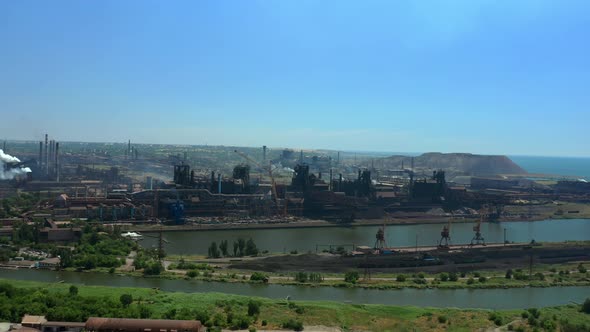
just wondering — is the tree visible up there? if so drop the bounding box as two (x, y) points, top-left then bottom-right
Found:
(294, 272), (308, 283)
(219, 240), (229, 257)
(245, 238), (258, 256)
(208, 242), (220, 258)
(120, 294), (133, 307)
(396, 275), (406, 282)
(439, 273), (449, 281)
(449, 272), (458, 282)
(344, 271), (359, 284)
(582, 298), (590, 314)
(68, 285), (78, 296)
(578, 263), (587, 273)
(237, 238), (246, 257)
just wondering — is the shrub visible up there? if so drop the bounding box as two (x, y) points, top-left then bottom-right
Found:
(505, 269), (513, 279)
(439, 273), (449, 281)
(460, 272), (466, 278)
(473, 272), (481, 278)
(578, 263), (587, 273)
(449, 272), (458, 282)
(418, 272), (425, 279)
(582, 298), (590, 314)
(186, 270), (198, 278)
(521, 311), (529, 319)
(344, 271), (359, 284)
(438, 316), (447, 324)
(261, 320), (267, 326)
(247, 300), (260, 317)
(250, 272), (269, 283)
(396, 275), (406, 282)
(466, 277), (475, 285)
(494, 317), (502, 326)
(69, 285), (78, 296)
(528, 308), (541, 319)
(534, 272), (545, 281)
(479, 276), (487, 283)
(413, 278), (427, 285)
(282, 319), (304, 331)
(120, 294), (133, 307)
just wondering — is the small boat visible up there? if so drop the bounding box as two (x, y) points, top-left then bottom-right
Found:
(121, 231), (144, 240)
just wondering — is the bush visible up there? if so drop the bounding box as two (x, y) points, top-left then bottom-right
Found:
(120, 294), (133, 307)
(534, 272), (545, 281)
(69, 285), (78, 296)
(494, 317), (502, 326)
(282, 319), (304, 331)
(506, 269), (513, 279)
(528, 308), (541, 319)
(417, 272), (425, 279)
(438, 316), (447, 324)
(521, 311), (529, 319)
(186, 270), (198, 278)
(439, 273), (449, 281)
(578, 263), (587, 273)
(473, 272), (481, 278)
(344, 271), (359, 284)
(479, 276), (487, 283)
(582, 298), (590, 314)
(247, 300), (260, 317)
(466, 277), (475, 285)
(250, 272), (268, 283)
(413, 278), (427, 285)
(396, 275), (406, 282)
(448, 272), (458, 282)
(460, 272), (466, 278)
(261, 320), (267, 326)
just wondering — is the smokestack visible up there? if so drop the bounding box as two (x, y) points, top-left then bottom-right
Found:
(44, 134), (48, 175)
(337, 151), (340, 165)
(339, 173), (343, 192)
(329, 168), (333, 191)
(217, 173), (222, 194)
(263, 146), (267, 161)
(38, 142), (43, 168)
(55, 142), (59, 182)
(300, 150), (303, 163)
(128, 140), (131, 155)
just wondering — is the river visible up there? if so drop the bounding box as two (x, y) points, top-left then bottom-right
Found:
(142, 218), (590, 255)
(0, 268), (587, 310)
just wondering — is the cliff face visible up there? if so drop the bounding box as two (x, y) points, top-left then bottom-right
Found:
(378, 152), (527, 176)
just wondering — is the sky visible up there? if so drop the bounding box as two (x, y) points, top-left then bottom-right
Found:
(0, 1), (589, 157)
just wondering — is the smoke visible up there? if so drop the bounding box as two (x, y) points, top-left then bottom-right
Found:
(0, 149), (32, 180)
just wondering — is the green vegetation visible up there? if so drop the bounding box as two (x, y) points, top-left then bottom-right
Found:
(0, 192), (39, 218)
(1, 279), (589, 331)
(209, 238), (258, 258)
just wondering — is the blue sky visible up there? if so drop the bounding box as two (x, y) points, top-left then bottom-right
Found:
(1, 1), (589, 156)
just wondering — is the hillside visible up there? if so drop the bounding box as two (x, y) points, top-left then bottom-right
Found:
(376, 152), (527, 177)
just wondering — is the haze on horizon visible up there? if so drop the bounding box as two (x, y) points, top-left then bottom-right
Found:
(1, 1), (589, 157)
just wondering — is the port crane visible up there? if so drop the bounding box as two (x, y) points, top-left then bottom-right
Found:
(470, 206), (487, 246)
(234, 150), (280, 213)
(438, 215), (452, 248)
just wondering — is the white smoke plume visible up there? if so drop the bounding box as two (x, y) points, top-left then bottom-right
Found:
(0, 149), (32, 180)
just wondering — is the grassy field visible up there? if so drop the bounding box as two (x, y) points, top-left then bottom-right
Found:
(1, 279), (589, 332)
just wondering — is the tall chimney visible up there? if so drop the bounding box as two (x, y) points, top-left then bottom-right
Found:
(55, 142), (60, 182)
(38, 142), (43, 168)
(218, 173), (222, 194)
(44, 134), (49, 175)
(263, 145), (267, 161)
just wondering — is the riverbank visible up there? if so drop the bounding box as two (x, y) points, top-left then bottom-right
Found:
(1, 278), (588, 331)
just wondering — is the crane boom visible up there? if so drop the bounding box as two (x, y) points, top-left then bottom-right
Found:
(234, 150), (279, 209)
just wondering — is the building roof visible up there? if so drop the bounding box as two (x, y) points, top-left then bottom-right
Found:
(85, 318), (202, 332)
(21, 315), (47, 325)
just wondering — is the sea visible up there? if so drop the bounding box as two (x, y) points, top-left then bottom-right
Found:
(509, 155), (590, 180)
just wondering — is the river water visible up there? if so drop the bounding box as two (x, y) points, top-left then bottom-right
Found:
(0, 268), (587, 310)
(142, 219), (590, 255)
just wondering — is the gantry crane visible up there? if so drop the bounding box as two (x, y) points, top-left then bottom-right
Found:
(374, 223), (387, 249)
(438, 215), (452, 248)
(471, 206), (487, 246)
(234, 150), (280, 213)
